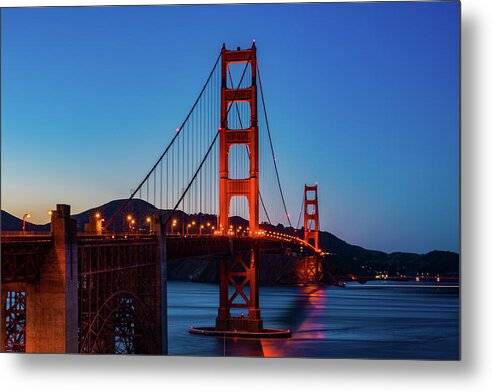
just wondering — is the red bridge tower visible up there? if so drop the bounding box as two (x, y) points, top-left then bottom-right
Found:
(303, 184), (320, 250)
(216, 43), (262, 333)
(218, 43), (259, 234)
(191, 43), (289, 338)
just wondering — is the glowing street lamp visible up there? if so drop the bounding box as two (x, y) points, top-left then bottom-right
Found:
(146, 216), (152, 233)
(186, 223), (191, 235)
(199, 224), (204, 236)
(172, 219), (177, 235)
(126, 214), (133, 232)
(93, 212), (104, 235)
(22, 213), (31, 232)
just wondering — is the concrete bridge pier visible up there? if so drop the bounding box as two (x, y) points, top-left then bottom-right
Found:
(27, 204), (78, 353)
(1, 204), (78, 353)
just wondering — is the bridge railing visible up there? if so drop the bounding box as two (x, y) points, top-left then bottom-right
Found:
(72, 229), (326, 255)
(1, 231), (51, 236)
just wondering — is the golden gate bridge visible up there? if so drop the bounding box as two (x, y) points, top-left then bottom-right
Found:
(1, 43), (326, 354)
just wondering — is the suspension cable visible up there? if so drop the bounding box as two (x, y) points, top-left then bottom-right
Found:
(257, 63), (292, 227)
(164, 60), (251, 227)
(105, 49), (222, 229)
(228, 66), (272, 225)
(164, 131), (219, 227)
(259, 191), (272, 225)
(296, 194), (304, 230)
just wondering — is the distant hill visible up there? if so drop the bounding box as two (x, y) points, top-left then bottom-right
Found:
(1, 199), (459, 275)
(0, 210), (47, 232)
(318, 231), (459, 276)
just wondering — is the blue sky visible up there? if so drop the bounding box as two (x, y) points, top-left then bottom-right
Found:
(1, 2), (459, 253)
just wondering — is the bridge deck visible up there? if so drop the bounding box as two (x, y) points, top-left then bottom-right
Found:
(1, 232), (317, 284)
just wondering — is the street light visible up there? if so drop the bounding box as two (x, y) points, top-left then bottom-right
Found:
(172, 219), (177, 235)
(93, 212), (104, 235)
(146, 216), (152, 233)
(126, 214), (133, 232)
(200, 224), (204, 236)
(22, 213), (31, 232)
(186, 223), (191, 235)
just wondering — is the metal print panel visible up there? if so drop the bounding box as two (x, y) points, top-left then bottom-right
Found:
(0, 1), (460, 359)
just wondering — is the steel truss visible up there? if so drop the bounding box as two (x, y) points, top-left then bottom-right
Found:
(4, 291), (26, 352)
(78, 239), (161, 354)
(296, 256), (324, 284)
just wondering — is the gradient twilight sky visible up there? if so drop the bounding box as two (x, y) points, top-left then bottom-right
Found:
(1, 2), (459, 253)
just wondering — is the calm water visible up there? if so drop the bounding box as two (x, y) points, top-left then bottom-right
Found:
(167, 281), (460, 359)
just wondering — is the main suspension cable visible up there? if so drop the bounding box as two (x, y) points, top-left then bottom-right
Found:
(228, 66), (272, 225)
(257, 63), (292, 227)
(105, 49), (222, 229)
(164, 59), (251, 226)
(296, 194), (304, 230)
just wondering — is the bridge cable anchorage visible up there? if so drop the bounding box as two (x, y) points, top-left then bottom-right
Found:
(257, 63), (292, 228)
(104, 48), (222, 230)
(227, 66), (272, 226)
(163, 58), (251, 228)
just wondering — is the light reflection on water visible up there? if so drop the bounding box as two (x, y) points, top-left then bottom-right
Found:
(167, 281), (459, 359)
